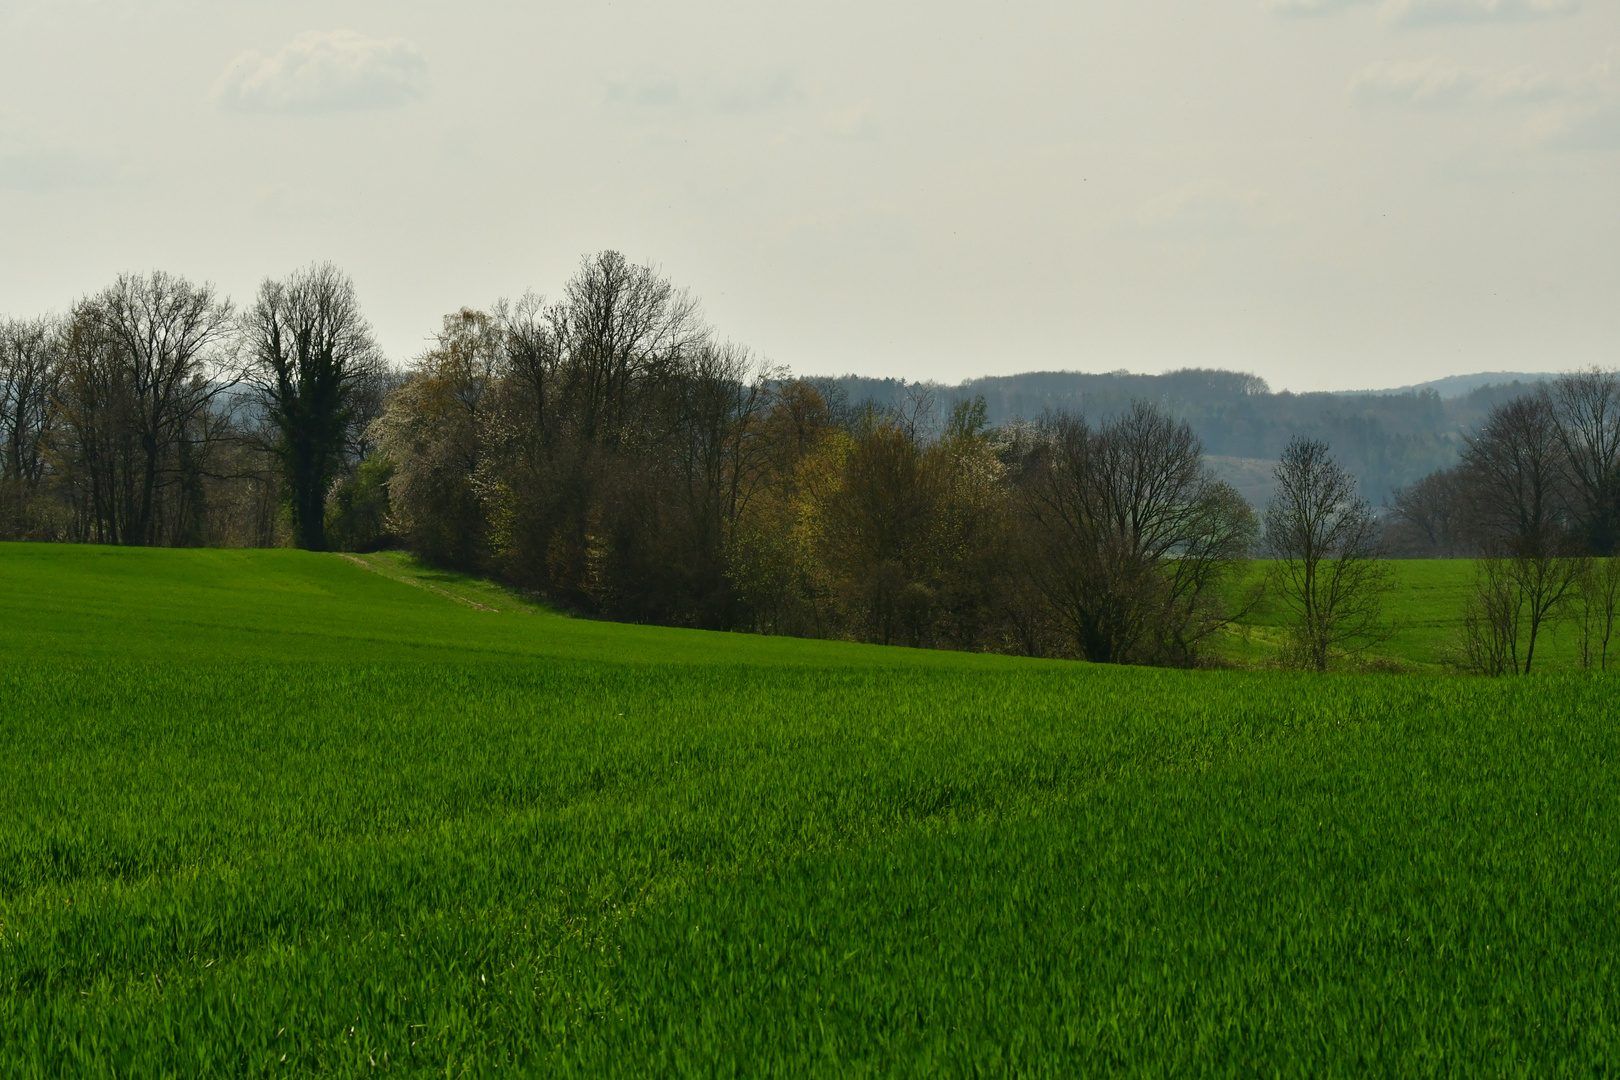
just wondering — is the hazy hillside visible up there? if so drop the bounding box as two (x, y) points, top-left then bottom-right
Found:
(1348, 372), (1557, 399)
(815, 368), (1554, 506)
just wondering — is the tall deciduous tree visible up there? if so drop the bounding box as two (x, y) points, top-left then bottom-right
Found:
(1549, 369), (1620, 557)
(727, 379), (840, 638)
(55, 273), (235, 546)
(372, 308), (499, 566)
(1018, 401), (1255, 665)
(471, 254), (707, 608)
(806, 408), (947, 647)
(245, 264), (383, 551)
(0, 317), (59, 537)
(1264, 436), (1391, 671)
(1385, 466), (1467, 557)
(1457, 394), (1583, 674)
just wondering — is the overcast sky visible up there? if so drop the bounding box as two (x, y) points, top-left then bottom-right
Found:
(1, 0), (1616, 391)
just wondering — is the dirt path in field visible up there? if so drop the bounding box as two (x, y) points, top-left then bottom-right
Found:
(335, 553), (499, 612)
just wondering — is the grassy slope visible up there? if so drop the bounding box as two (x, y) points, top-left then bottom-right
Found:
(0, 543), (1018, 668)
(2, 544), (1618, 1077)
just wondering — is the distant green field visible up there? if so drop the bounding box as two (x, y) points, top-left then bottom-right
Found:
(1213, 558), (1596, 672)
(2, 544), (1618, 1077)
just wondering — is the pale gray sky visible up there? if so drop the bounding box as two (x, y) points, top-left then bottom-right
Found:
(1, 0), (1616, 390)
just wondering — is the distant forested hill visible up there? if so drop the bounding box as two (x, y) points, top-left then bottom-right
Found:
(814, 369), (1553, 508)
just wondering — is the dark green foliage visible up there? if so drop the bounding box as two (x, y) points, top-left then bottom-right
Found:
(325, 456), (394, 553)
(245, 264), (384, 552)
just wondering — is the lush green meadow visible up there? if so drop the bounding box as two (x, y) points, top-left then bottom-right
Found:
(2, 544), (1618, 1077)
(1212, 558), (1598, 672)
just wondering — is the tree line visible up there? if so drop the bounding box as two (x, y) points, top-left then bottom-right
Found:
(3, 253), (1616, 671)
(0, 265), (388, 551)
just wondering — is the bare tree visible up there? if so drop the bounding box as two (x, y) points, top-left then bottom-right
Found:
(554, 251), (705, 450)
(1455, 556), (1519, 676)
(52, 274), (235, 545)
(489, 292), (561, 458)
(245, 264), (384, 551)
(1574, 557), (1620, 671)
(1385, 466), (1467, 557)
(1265, 436), (1392, 671)
(1549, 368), (1620, 556)
(104, 273), (237, 544)
(1457, 394), (1583, 674)
(0, 316), (60, 537)
(54, 303), (133, 543)
(1461, 394), (1569, 546)
(1018, 401), (1256, 665)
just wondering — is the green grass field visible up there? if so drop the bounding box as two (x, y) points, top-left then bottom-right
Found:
(2, 543), (1618, 1077)
(1211, 558), (1598, 672)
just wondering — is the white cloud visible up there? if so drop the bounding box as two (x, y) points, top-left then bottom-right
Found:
(604, 70), (799, 115)
(1270, 0), (1579, 21)
(714, 71), (798, 114)
(1348, 54), (1610, 107)
(1349, 58), (1482, 105)
(605, 78), (683, 109)
(215, 30), (427, 113)
(1269, 0), (1376, 17)
(1383, 0), (1580, 25)
(1134, 182), (1289, 234)
(1552, 103), (1620, 148)
(1348, 50), (1620, 150)
(821, 100), (875, 139)
(1538, 53), (1620, 148)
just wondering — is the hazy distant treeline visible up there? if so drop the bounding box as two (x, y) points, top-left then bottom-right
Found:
(3, 252), (1617, 665)
(831, 369), (1553, 508)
